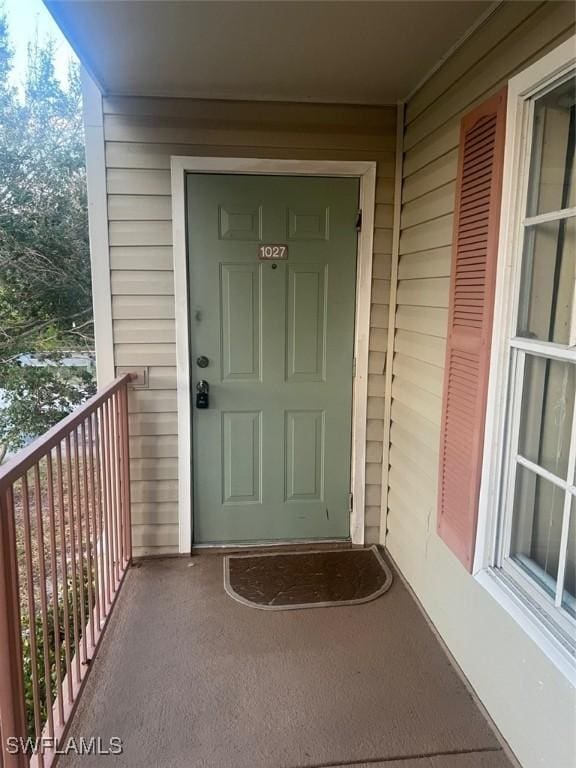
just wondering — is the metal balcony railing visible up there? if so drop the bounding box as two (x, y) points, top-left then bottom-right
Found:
(0, 375), (133, 767)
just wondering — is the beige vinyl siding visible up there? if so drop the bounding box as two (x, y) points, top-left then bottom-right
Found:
(385, 3), (575, 768)
(101, 97), (396, 556)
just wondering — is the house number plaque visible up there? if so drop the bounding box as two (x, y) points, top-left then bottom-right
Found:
(258, 244), (288, 260)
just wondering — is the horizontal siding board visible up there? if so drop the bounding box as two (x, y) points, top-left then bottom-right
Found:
(388, 469), (433, 531)
(105, 141), (395, 173)
(108, 194), (172, 221)
(148, 367), (178, 389)
(128, 389), (178, 413)
(403, 121), (460, 178)
(391, 399), (440, 454)
(131, 481), (178, 503)
(132, 523), (179, 547)
(399, 215), (453, 255)
(365, 485), (381, 507)
(109, 220), (173, 247)
(369, 328), (387, 353)
(370, 303), (388, 329)
(129, 434), (178, 458)
(366, 419), (384, 441)
(112, 295), (175, 320)
(402, 150), (458, 204)
(365, 505), (381, 527)
(102, 96), (397, 130)
(107, 169), (172, 195)
(368, 351), (385, 375)
(375, 204), (394, 229)
(396, 306), (448, 339)
(371, 279), (390, 304)
(393, 353), (444, 397)
(372, 252), (392, 280)
(130, 458), (178, 480)
(110, 246), (174, 271)
(392, 377), (442, 426)
(128, 412), (178, 437)
(376, 177), (395, 204)
(365, 463), (382, 484)
(389, 450), (437, 513)
(368, 374), (385, 397)
(104, 113), (396, 152)
(133, 545), (179, 558)
(364, 526), (380, 545)
(113, 319), (176, 344)
(373, 228), (393, 254)
(132, 502), (178, 525)
(395, 330), (446, 367)
(398, 248), (451, 281)
(116, 343), (176, 367)
(401, 183), (456, 230)
(111, 270), (174, 296)
(397, 277), (450, 308)
(367, 396), (385, 419)
(366, 440), (383, 463)
(390, 421), (437, 481)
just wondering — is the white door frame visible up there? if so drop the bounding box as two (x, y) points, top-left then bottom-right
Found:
(171, 157), (377, 553)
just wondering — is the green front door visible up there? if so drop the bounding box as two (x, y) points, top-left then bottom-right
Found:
(187, 173), (359, 544)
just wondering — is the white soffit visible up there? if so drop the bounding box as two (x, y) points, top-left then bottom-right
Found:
(46, 0), (494, 104)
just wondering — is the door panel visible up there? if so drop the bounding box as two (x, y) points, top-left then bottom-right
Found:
(286, 265), (327, 381)
(187, 174), (359, 544)
(220, 264), (260, 380)
(285, 410), (325, 501)
(222, 411), (261, 503)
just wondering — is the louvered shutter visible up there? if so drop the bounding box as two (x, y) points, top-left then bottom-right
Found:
(438, 88), (507, 571)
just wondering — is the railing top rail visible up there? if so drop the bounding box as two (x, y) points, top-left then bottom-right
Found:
(0, 374), (132, 492)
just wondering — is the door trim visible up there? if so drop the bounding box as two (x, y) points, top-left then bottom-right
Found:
(171, 157), (377, 553)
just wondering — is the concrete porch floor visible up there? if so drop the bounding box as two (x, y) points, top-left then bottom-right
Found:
(59, 552), (516, 768)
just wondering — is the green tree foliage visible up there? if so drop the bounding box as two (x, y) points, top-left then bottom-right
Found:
(0, 8), (95, 459)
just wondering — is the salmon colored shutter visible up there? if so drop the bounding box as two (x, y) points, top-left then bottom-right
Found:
(438, 88), (507, 571)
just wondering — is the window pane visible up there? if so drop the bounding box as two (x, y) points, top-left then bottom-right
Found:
(562, 496), (576, 618)
(518, 355), (575, 479)
(526, 76), (575, 216)
(517, 217), (575, 344)
(510, 465), (565, 596)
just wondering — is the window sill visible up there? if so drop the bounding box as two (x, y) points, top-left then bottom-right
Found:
(476, 566), (576, 686)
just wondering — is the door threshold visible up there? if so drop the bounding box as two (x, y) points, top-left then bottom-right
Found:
(191, 539), (353, 555)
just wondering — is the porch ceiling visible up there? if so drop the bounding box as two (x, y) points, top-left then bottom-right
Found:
(46, 0), (493, 104)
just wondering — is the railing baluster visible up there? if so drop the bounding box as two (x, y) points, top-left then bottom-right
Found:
(119, 385), (132, 565)
(0, 375), (132, 768)
(106, 398), (117, 593)
(80, 421), (95, 653)
(100, 402), (113, 606)
(33, 463), (54, 745)
(93, 410), (108, 614)
(0, 485), (27, 768)
(64, 434), (81, 685)
(45, 452), (64, 728)
(55, 442), (72, 707)
(86, 416), (101, 634)
(110, 394), (121, 585)
(21, 474), (44, 766)
(72, 429), (88, 665)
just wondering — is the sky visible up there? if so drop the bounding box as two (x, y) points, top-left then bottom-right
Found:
(3, 0), (76, 91)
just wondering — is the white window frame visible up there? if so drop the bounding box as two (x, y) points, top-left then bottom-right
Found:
(475, 37), (576, 683)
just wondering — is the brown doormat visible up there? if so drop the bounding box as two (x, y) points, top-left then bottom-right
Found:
(224, 545), (393, 610)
